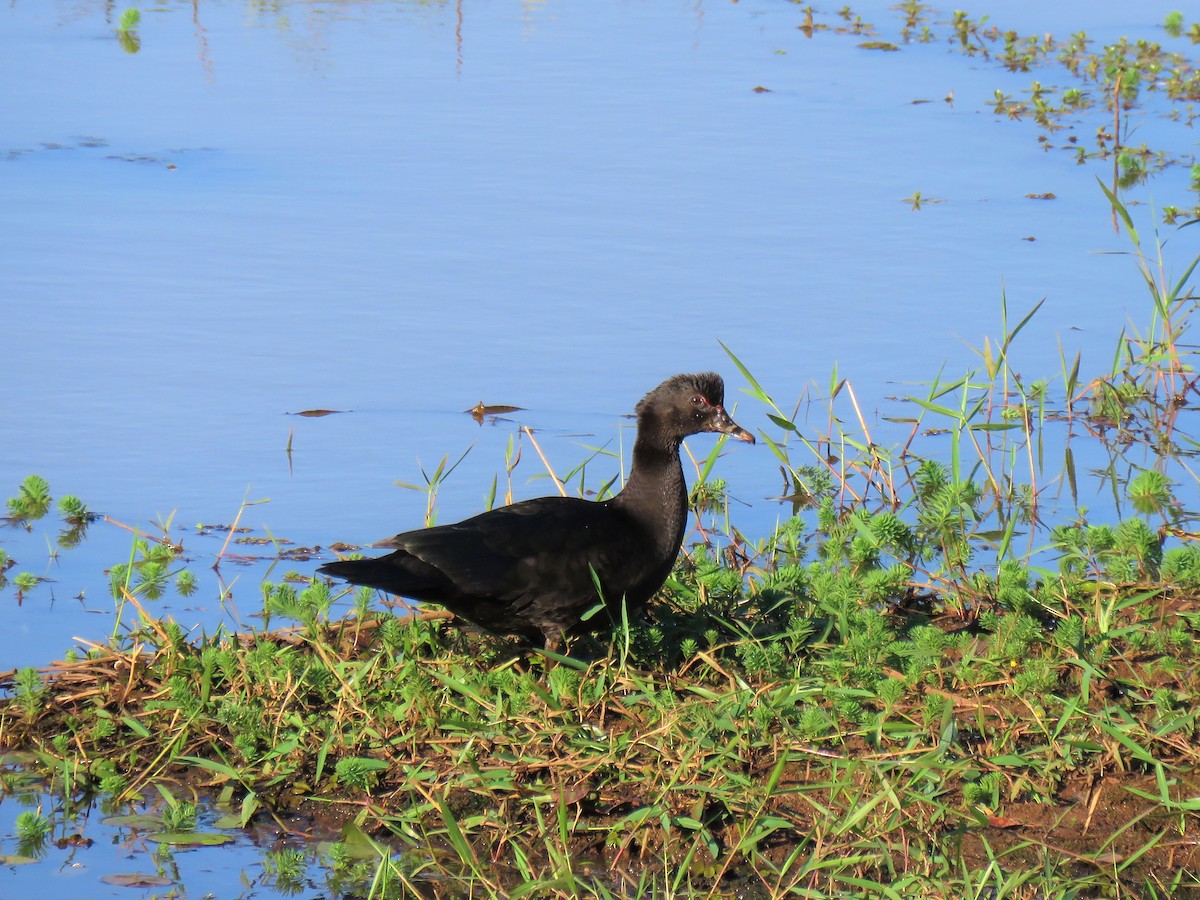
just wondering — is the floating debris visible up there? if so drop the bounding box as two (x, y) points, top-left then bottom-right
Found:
(466, 402), (522, 423)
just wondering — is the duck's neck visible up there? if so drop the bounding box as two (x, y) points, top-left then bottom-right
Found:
(615, 431), (689, 553)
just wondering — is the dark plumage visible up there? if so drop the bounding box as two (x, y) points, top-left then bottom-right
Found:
(317, 373), (754, 648)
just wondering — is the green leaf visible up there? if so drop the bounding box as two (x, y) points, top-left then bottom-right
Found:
(767, 413), (797, 432)
(989, 753), (1035, 767)
(121, 716), (151, 738)
(719, 340), (773, 406)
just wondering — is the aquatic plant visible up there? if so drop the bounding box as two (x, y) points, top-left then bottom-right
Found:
(808, 3), (1200, 222)
(13, 810), (50, 858)
(262, 847), (307, 893)
(56, 495), (90, 524)
(5, 475), (50, 520)
(116, 8), (141, 53)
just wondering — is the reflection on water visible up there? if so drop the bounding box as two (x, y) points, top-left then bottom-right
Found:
(0, 781), (333, 898)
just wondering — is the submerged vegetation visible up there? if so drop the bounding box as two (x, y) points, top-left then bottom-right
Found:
(799, 2), (1200, 223)
(1, 192), (1199, 897)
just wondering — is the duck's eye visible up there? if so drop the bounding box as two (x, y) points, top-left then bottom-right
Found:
(692, 395), (707, 406)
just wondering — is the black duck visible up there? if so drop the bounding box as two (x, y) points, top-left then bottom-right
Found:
(318, 372), (754, 648)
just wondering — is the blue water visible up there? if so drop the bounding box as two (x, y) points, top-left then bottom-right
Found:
(2, 0), (1199, 893)
(0, 780), (333, 899)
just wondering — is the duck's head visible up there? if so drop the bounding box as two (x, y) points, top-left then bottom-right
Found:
(636, 372), (756, 444)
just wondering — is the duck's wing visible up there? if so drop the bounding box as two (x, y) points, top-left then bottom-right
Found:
(382, 496), (647, 602)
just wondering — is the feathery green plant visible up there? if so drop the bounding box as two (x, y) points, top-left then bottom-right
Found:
(6, 475), (51, 520)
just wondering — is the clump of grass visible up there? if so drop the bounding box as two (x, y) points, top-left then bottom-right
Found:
(262, 579), (332, 629)
(3, 479), (96, 556)
(14, 809), (51, 858)
(334, 757), (389, 792)
(13, 667), (46, 720)
(160, 796), (196, 833)
(56, 495), (91, 524)
(11, 572), (42, 601)
(175, 569), (197, 596)
(104, 533), (203, 641)
(6, 475), (51, 520)
(262, 847), (308, 892)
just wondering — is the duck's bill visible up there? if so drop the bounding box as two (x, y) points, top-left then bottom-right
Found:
(711, 409), (756, 444)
